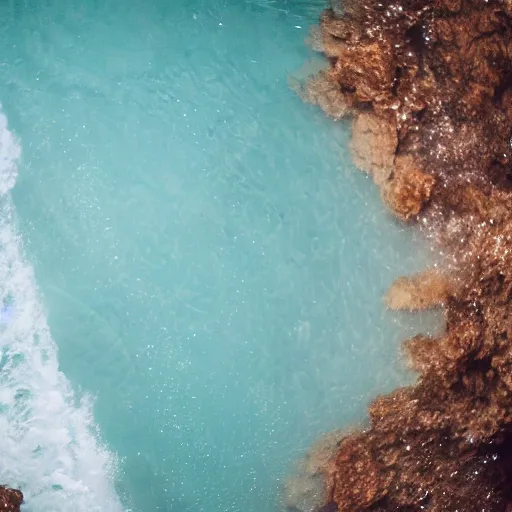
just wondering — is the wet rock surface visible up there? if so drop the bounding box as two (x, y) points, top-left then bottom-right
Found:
(301, 0), (512, 510)
(0, 486), (22, 512)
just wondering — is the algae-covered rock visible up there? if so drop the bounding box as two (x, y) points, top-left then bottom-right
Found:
(0, 486), (22, 512)
(300, 0), (512, 509)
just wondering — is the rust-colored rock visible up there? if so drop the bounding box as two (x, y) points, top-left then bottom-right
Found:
(0, 486), (22, 512)
(299, 0), (512, 510)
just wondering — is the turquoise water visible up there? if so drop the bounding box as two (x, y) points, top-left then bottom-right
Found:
(0, 1), (438, 511)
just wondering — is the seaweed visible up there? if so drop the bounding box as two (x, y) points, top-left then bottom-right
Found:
(299, 0), (512, 510)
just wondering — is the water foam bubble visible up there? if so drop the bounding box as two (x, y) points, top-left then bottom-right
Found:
(0, 110), (124, 511)
(0, 112), (19, 195)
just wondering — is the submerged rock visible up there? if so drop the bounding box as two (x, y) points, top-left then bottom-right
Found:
(385, 269), (449, 311)
(283, 432), (343, 512)
(0, 486), (22, 512)
(300, 0), (512, 510)
(350, 113), (396, 186)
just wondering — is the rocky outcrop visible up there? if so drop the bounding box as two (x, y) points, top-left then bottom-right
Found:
(299, 0), (512, 510)
(0, 486), (22, 512)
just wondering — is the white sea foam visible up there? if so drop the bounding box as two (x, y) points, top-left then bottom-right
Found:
(0, 109), (124, 511)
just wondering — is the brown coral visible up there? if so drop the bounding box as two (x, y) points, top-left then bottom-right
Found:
(300, 0), (512, 510)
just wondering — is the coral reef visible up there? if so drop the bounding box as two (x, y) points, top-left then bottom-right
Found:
(300, 0), (512, 510)
(0, 486), (22, 512)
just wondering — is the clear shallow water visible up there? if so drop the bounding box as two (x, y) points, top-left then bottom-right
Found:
(0, 1), (439, 511)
